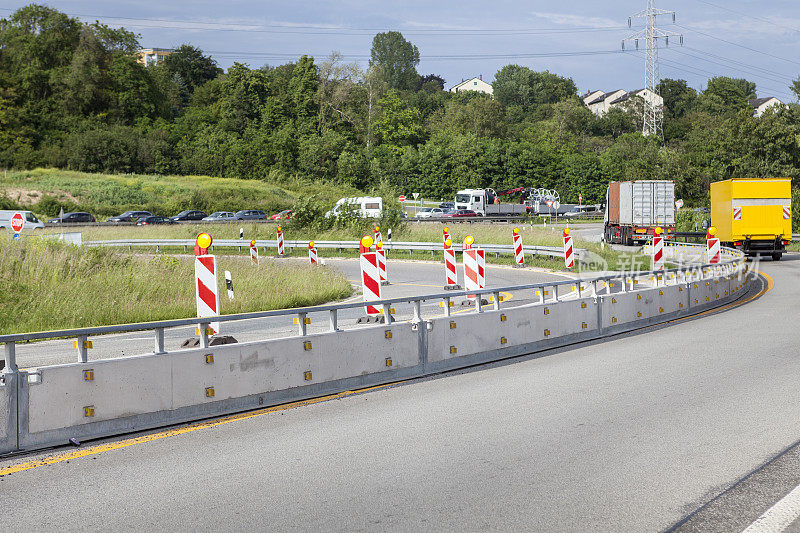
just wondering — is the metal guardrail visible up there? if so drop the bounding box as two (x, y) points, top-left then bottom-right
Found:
(83, 238), (579, 260)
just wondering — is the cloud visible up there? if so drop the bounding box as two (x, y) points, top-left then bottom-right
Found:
(530, 11), (619, 29)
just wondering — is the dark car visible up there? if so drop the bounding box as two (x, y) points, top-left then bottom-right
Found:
(107, 210), (153, 223)
(170, 210), (207, 222)
(47, 212), (95, 224)
(136, 215), (175, 226)
(233, 210), (268, 221)
(439, 201), (455, 209)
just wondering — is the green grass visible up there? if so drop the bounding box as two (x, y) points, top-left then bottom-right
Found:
(0, 168), (359, 219)
(49, 222), (646, 272)
(0, 234), (353, 335)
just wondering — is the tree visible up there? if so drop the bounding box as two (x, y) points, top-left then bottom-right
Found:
(657, 78), (697, 119)
(791, 77), (800, 101)
(696, 76), (756, 115)
(372, 90), (424, 155)
(418, 74), (445, 92)
(492, 65), (576, 111)
(370, 32), (420, 91)
(162, 44), (221, 100)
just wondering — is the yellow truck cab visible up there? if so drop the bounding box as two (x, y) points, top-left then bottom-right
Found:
(710, 178), (792, 260)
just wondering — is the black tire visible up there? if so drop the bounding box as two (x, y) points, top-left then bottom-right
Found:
(772, 253), (782, 261)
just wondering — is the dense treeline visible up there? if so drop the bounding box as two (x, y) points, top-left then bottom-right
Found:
(2, 5), (800, 206)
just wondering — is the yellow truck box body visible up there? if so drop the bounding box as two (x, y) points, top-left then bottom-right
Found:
(711, 178), (791, 242)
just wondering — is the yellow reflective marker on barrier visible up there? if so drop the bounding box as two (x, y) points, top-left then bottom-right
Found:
(205, 387), (215, 398)
(83, 370), (94, 381)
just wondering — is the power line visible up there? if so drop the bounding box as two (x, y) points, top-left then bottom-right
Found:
(683, 46), (795, 83)
(692, 0), (800, 34)
(672, 48), (794, 86)
(208, 49), (625, 62)
(675, 24), (800, 67)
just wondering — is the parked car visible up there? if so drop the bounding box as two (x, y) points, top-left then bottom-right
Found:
(170, 210), (207, 222)
(107, 211), (153, 223)
(202, 211), (235, 222)
(269, 209), (293, 220)
(233, 210), (267, 221)
(564, 205), (600, 218)
(439, 209), (459, 217)
(414, 207), (447, 218)
(136, 216), (175, 226)
(47, 212), (95, 224)
(439, 201), (455, 209)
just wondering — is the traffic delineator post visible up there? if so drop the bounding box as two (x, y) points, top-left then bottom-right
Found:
(443, 226), (450, 245)
(249, 240), (259, 265)
(374, 225), (382, 247)
(512, 227), (524, 266)
(563, 228), (574, 270)
(443, 237), (460, 289)
(308, 241), (318, 265)
(194, 253), (220, 336)
(276, 226), (285, 257)
(360, 251), (383, 316)
(652, 227), (664, 271)
(376, 240), (389, 285)
(706, 226), (720, 264)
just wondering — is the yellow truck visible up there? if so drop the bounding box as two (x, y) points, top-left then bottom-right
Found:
(711, 178), (792, 260)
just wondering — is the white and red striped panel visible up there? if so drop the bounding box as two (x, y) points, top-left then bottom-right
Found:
(377, 248), (387, 283)
(652, 235), (664, 271)
(308, 245), (317, 264)
(195, 255), (220, 335)
(733, 206), (742, 220)
(277, 231), (285, 256)
(444, 248), (457, 286)
(513, 233), (524, 265)
(360, 252), (383, 315)
(707, 238), (720, 264)
(564, 236), (574, 269)
(463, 249), (485, 299)
(784, 206), (791, 220)
(250, 242), (259, 265)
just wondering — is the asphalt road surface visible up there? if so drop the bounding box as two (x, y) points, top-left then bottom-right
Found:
(11, 258), (570, 368)
(3, 256), (799, 532)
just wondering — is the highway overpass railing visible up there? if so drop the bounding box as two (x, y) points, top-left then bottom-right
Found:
(0, 242), (749, 455)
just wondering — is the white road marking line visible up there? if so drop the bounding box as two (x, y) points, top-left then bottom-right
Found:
(742, 482), (800, 533)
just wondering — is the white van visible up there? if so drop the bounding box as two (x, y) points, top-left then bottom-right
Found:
(325, 197), (383, 218)
(0, 210), (45, 230)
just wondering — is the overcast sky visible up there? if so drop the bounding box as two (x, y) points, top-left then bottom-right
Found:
(3, 1), (799, 101)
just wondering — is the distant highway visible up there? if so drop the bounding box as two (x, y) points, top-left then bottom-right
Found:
(3, 255), (799, 530)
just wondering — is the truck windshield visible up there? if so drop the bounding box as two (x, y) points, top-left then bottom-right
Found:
(455, 194), (470, 203)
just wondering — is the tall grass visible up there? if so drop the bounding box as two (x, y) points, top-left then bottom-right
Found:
(0, 235), (352, 334)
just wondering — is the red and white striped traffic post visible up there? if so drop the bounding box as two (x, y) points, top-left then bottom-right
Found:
(276, 226), (285, 257)
(376, 240), (389, 285)
(706, 227), (720, 264)
(250, 239), (259, 265)
(652, 227), (664, 271)
(784, 205), (791, 221)
(443, 237), (459, 289)
(360, 235), (383, 315)
(308, 240), (318, 265)
(194, 232), (220, 336)
(563, 228), (574, 270)
(463, 248), (486, 300)
(374, 225), (382, 247)
(512, 227), (524, 266)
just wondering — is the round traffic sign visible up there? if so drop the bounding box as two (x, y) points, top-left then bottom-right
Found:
(399, 195), (406, 202)
(552, 200), (561, 210)
(10, 212), (24, 233)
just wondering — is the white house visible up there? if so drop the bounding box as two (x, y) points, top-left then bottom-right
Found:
(449, 76), (494, 96)
(581, 88), (663, 116)
(749, 97), (784, 117)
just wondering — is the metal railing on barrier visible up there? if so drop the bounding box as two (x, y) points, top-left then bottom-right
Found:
(0, 241), (748, 455)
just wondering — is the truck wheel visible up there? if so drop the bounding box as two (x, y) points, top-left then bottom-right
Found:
(772, 253), (782, 261)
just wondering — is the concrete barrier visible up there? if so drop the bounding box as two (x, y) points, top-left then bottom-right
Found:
(1, 243), (752, 455)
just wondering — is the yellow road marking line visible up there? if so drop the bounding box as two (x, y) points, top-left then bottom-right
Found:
(0, 382), (399, 477)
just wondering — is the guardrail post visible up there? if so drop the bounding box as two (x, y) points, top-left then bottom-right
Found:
(200, 323), (210, 348)
(493, 291), (501, 310)
(383, 306), (393, 325)
(329, 309), (339, 332)
(3, 342), (17, 373)
(154, 328), (166, 355)
(412, 301), (422, 322)
(297, 313), (308, 336)
(475, 296), (483, 313)
(77, 334), (89, 363)
(443, 297), (451, 317)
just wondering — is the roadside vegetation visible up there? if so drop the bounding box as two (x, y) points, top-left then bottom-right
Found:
(0, 234), (352, 334)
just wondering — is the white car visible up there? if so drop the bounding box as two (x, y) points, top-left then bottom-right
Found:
(0, 210), (44, 230)
(414, 207), (446, 218)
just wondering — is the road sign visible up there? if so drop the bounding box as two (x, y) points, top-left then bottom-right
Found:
(552, 201), (560, 210)
(10, 212), (24, 233)
(675, 199), (684, 209)
(412, 192), (420, 200)
(12, 233), (20, 241)
(545, 200), (554, 208)
(399, 195), (406, 202)
(579, 194), (583, 204)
